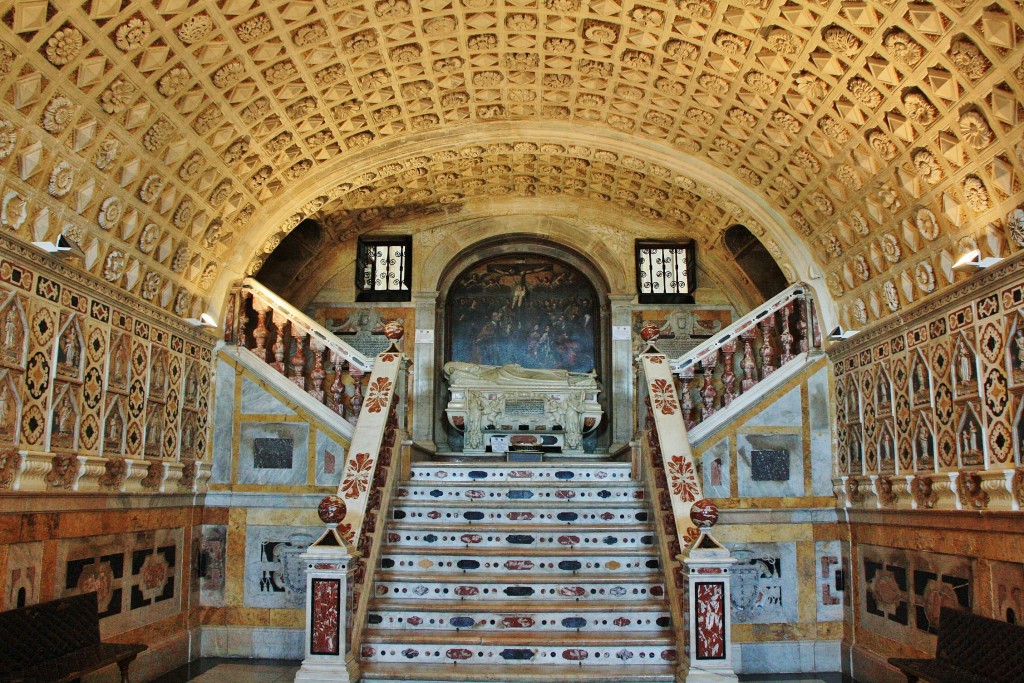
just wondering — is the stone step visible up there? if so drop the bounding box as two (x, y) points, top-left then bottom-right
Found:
(407, 463), (633, 484)
(396, 483), (643, 502)
(366, 604), (672, 633)
(380, 549), (660, 575)
(392, 505), (649, 525)
(360, 630), (676, 667)
(373, 573), (666, 603)
(383, 528), (656, 551)
(361, 661), (675, 682)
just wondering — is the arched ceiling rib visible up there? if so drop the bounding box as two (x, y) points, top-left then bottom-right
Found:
(0, 0), (1021, 327)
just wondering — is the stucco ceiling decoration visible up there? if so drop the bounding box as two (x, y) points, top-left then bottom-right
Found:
(0, 0), (1020, 326)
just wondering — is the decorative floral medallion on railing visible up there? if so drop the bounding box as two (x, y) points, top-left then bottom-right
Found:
(233, 278), (374, 424)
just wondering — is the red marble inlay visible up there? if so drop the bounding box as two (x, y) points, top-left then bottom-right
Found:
(311, 578), (341, 655)
(695, 581), (726, 660)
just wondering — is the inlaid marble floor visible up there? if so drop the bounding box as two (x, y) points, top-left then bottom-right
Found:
(152, 659), (850, 682)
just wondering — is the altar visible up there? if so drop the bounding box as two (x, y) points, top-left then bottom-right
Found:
(442, 362), (603, 456)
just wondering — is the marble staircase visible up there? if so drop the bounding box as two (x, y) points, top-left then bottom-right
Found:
(359, 461), (678, 682)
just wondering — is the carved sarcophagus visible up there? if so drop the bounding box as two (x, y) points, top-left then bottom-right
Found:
(443, 362), (602, 455)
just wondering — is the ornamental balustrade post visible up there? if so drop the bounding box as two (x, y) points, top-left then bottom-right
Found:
(720, 341), (737, 407)
(699, 353), (717, 422)
(740, 330), (758, 393)
(270, 311), (286, 374)
(291, 323), (308, 390)
(295, 495), (360, 683)
(329, 352), (348, 416)
(681, 500), (738, 683)
(759, 318), (775, 378)
(678, 366), (696, 430)
(778, 303), (795, 366)
(251, 298), (269, 357)
(309, 339), (326, 403)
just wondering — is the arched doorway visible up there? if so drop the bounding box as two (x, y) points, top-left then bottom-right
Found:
(433, 236), (611, 454)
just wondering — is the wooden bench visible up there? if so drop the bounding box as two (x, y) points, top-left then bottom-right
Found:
(889, 606), (1024, 683)
(0, 592), (147, 683)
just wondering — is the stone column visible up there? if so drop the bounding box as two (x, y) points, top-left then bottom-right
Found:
(295, 496), (360, 683)
(681, 500), (738, 682)
(410, 290), (437, 451)
(609, 294), (635, 450)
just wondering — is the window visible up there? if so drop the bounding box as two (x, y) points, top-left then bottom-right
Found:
(635, 240), (695, 304)
(356, 236), (412, 301)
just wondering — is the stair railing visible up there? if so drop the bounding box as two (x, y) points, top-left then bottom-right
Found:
(668, 283), (820, 438)
(228, 278), (374, 424)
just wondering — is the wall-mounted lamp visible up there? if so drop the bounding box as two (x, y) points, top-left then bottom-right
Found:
(952, 249), (1003, 272)
(32, 234), (84, 259)
(829, 326), (859, 340)
(184, 312), (217, 328)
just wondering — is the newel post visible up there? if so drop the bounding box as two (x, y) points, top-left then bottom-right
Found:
(681, 500), (739, 682)
(295, 495), (360, 683)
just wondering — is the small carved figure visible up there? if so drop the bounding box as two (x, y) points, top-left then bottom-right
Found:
(955, 338), (973, 385)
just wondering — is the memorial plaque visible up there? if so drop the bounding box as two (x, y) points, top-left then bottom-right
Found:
(505, 399), (545, 415)
(751, 449), (789, 481)
(254, 438), (294, 469)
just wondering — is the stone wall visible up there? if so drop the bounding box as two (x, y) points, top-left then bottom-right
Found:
(199, 351), (355, 659)
(690, 358), (842, 674)
(0, 240), (216, 680)
(829, 254), (1024, 681)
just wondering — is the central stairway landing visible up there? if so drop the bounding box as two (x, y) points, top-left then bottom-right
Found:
(359, 461), (678, 683)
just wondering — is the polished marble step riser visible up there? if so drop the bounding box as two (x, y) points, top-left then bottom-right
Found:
(392, 506), (649, 526)
(396, 486), (643, 503)
(383, 531), (655, 551)
(360, 643), (677, 666)
(407, 467), (633, 483)
(381, 554), (659, 575)
(373, 580), (667, 602)
(366, 609), (672, 632)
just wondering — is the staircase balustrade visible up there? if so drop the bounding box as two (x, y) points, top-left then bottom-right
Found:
(230, 279), (373, 424)
(669, 284), (820, 434)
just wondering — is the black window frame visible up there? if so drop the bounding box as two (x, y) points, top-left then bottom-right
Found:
(355, 235), (412, 302)
(635, 239), (696, 304)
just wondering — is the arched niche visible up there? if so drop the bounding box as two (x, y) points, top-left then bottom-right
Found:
(433, 234), (612, 453)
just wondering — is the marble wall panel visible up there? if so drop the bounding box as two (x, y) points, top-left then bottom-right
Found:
(807, 366), (835, 495)
(701, 437), (730, 499)
(198, 525), (227, 607)
(237, 422), (309, 485)
(243, 525), (322, 608)
(241, 376), (296, 416)
(211, 359), (236, 485)
(815, 540), (844, 623)
(859, 544), (971, 652)
(737, 433), (804, 498)
(744, 384), (802, 428)
(729, 541), (799, 624)
(5, 541), (43, 609)
(55, 529), (183, 638)
(989, 560), (1024, 624)
(315, 429), (347, 487)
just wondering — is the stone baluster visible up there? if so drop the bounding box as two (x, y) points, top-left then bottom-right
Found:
(778, 302), (795, 366)
(810, 299), (821, 348)
(700, 351), (718, 421)
(350, 367), (364, 418)
(308, 339), (326, 403)
(291, 323), (308, 390)
(720, 340), (737, 407)
(251, 298), (269, 358)
(759, 318), (775, 378)
(797, 300), (809, 354)
(740, 330), (758, 393)
(678, 366), (696, 430)
(330, 352), (348, 416)
(270, 311), (286, 374)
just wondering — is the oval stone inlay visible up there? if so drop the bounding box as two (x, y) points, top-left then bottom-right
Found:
(558, 560), (582, 571)
(457, 559), (480, 570)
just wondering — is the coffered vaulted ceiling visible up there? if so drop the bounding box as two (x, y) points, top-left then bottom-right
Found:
(0, 0), (1022, 326)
